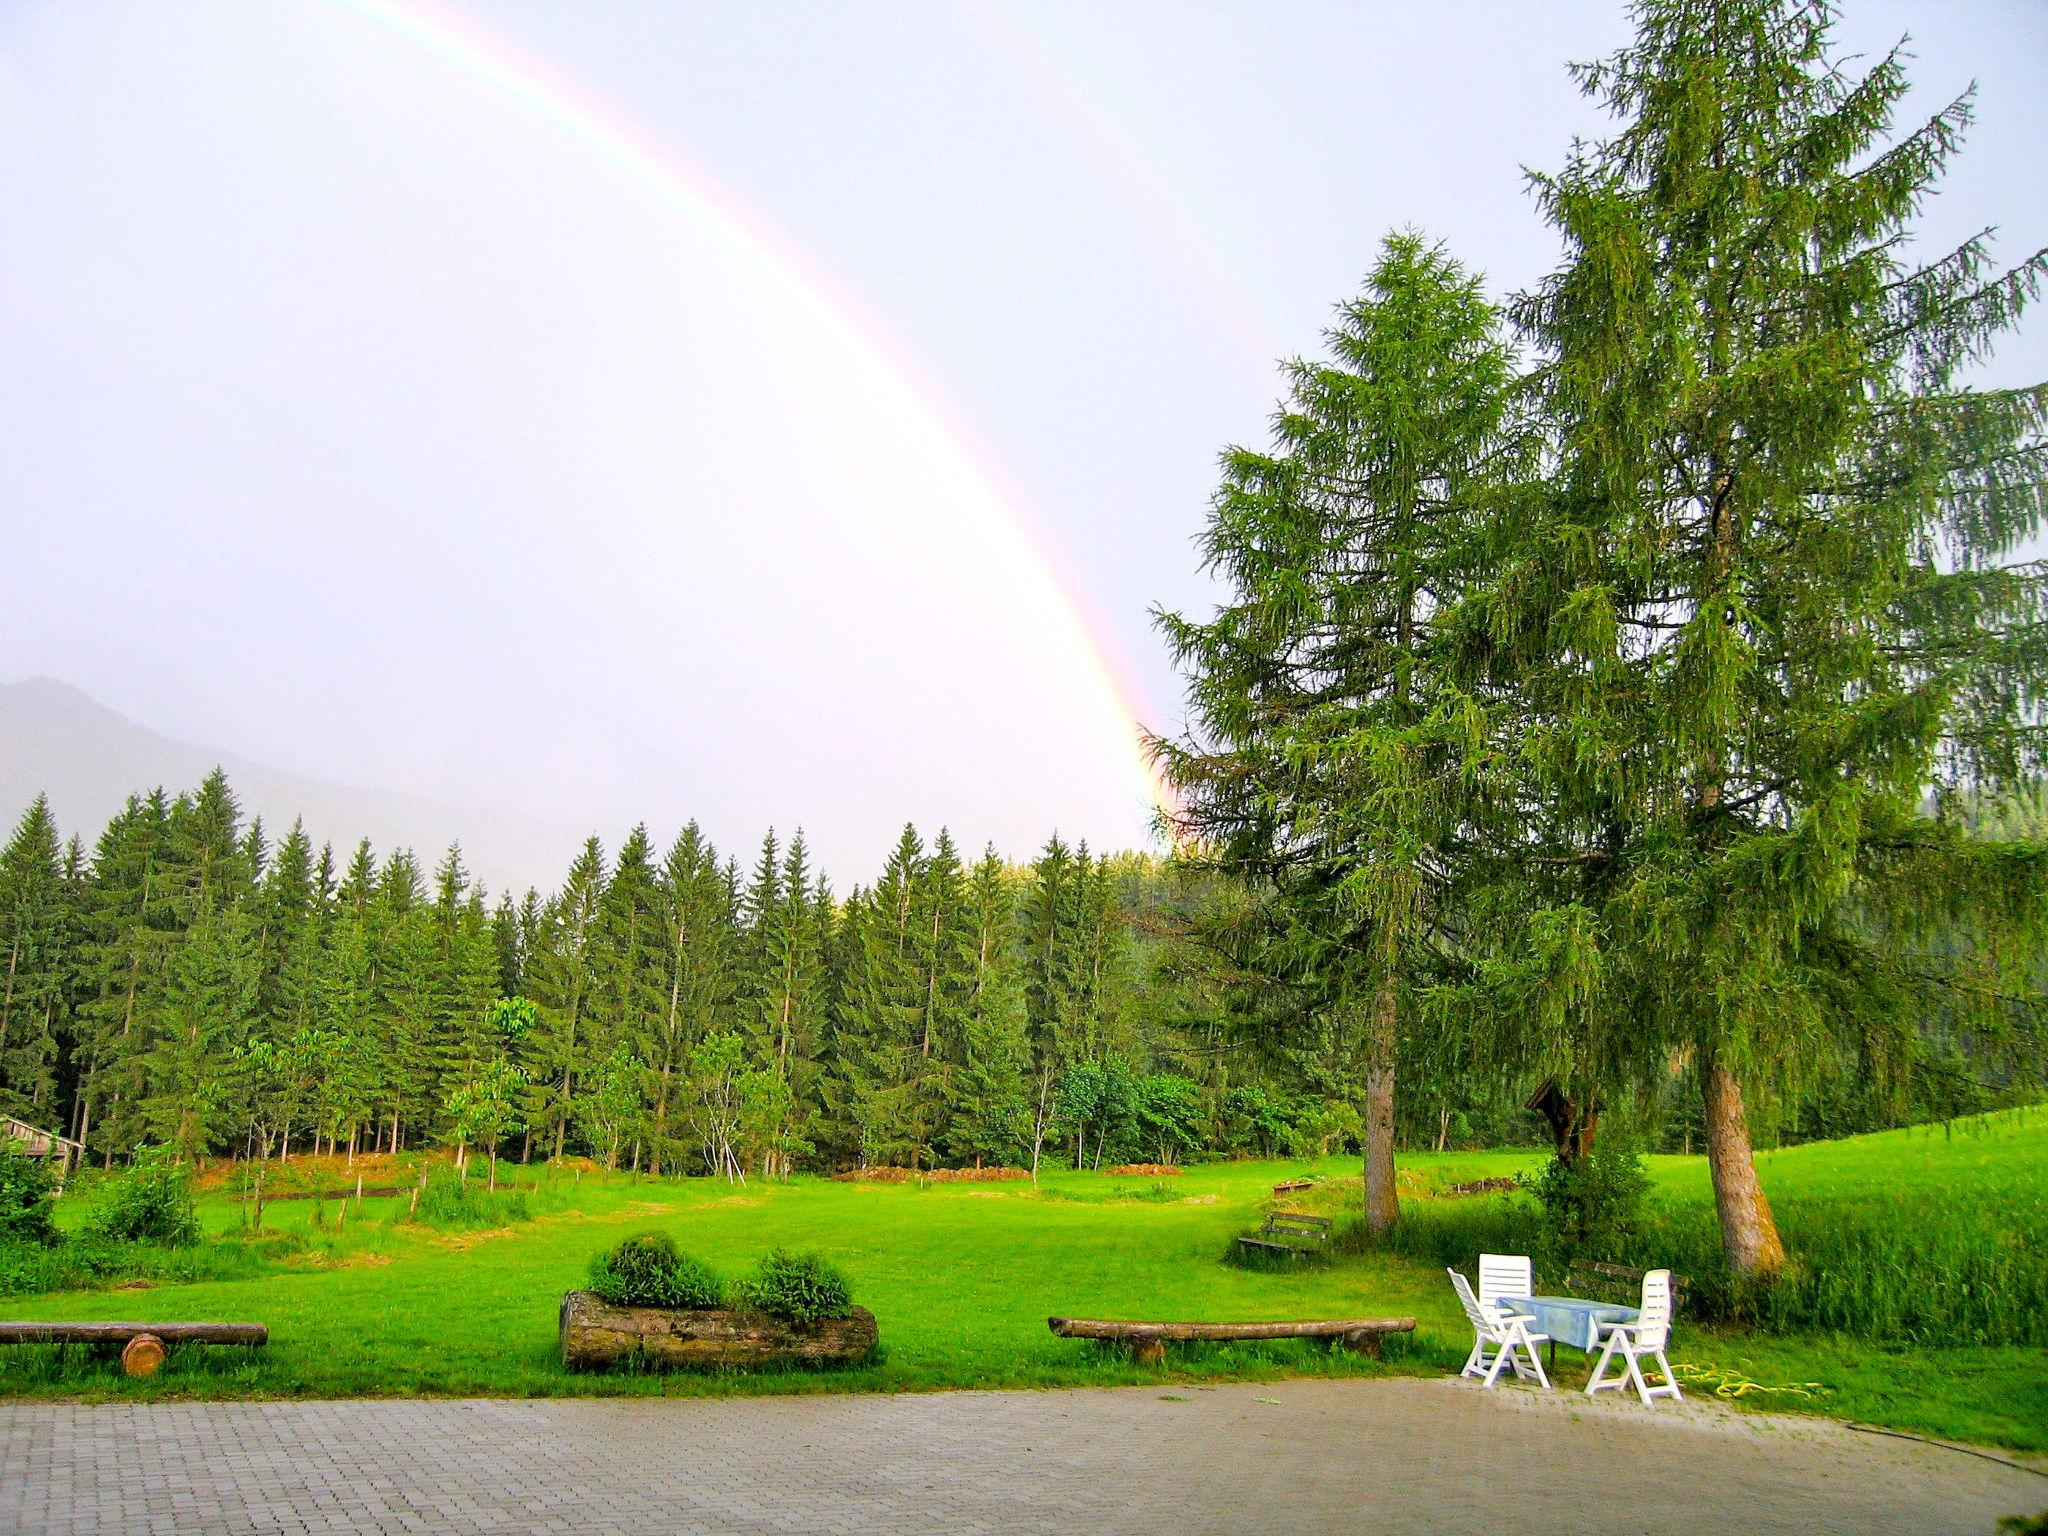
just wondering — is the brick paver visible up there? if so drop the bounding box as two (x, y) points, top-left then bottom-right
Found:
(1, 1377), (2040, 1534)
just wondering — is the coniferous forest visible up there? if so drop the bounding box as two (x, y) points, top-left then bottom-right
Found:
(0, 767), (2040, 1181)
(0, 774), (1312, 1177)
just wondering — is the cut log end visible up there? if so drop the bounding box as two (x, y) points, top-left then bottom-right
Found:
(120, 1334), (166, 1377)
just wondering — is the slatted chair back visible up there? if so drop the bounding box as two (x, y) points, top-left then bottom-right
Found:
(1447, 1270), (1497, 1337)
(1477, 1253), (1532, 1311)
(1635, 1269), (1673, 1350)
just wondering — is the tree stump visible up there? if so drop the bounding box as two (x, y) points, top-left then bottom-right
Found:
(559, 1291), (878, 1372)
(120, 1334), (166, 1377)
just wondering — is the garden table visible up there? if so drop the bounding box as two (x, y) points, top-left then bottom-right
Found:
(1499, 1295), (1639, 1370)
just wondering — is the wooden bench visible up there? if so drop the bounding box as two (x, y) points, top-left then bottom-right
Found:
(0, 1320), (267, 1377)
(1566, 1260), (1691, 1307)
(1271, 1179), (1314, 1195)
(1236, 1212), (1331, 1260)
(1050, 1314), (1414, 1367)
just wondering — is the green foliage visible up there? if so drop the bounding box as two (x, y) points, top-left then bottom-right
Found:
(89, 1147), (198, 1247)
(0, 1146), (59, 1247)
(738, 1249), (853, 1324)
(409, 1164), (533, 1229)
(586, 1231), (724, 1310)
(1519, 1149), (1649, 1260)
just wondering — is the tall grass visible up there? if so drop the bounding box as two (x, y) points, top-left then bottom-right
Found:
(1374, 1153), (2048, 1347)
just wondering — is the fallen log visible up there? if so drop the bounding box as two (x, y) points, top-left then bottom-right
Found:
(0, 1321), (267, 1346)
(559, 1290), (878, 1373)
(1048, 1314), (1415, 1366)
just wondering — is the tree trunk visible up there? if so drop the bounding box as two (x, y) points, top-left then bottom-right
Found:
(1362, 978), (1399, 1235)
(1702, 1057), (1786, 1278)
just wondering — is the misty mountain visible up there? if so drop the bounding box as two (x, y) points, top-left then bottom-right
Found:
(0, 677), (578, 897)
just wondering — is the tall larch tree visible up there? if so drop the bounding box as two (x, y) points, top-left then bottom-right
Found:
(1157, 232), (1521, 1231)
(1500, 0), (2047, 1275)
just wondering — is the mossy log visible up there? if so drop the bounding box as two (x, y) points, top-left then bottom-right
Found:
(559, 1290), (878, 1372)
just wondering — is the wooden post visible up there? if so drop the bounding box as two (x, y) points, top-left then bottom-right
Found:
(120, 1334), (166, 1377)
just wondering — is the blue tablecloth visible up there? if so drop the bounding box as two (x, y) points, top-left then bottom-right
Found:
(1500, 1295), (1638, 1353)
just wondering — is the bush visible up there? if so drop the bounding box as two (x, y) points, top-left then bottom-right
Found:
(1521, 1147), (1649, 1261)
(587, 1232), (724, 1310)
(0, 1146), (60, 1247)
(90, 1147), (199, 1247)
(738, 1249), (853, 1323)
(410, 1164), (535, 1229)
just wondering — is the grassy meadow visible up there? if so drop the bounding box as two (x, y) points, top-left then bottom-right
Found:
(2, 1110), (2044, 1454)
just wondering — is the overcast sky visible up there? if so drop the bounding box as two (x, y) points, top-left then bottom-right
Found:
(4, 1), (2044, 882)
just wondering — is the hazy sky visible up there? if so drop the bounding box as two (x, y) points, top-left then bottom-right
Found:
(4, 1), (2044, 882)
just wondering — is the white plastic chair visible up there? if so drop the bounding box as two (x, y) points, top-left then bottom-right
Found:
(1478, 1253), (1533, 1312)
(1586, 1268), (1682, 1406)
(1448, 1269), (1550, 1389)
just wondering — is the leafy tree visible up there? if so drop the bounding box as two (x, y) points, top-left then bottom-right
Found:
(446, 1057), (525, 1188)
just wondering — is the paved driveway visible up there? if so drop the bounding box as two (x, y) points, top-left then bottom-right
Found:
(1, 1377), (2041, 1534)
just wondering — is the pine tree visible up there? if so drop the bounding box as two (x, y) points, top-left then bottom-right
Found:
(645, 823), (735, 1174)
(72, 791), (175, 1160)
(526, 837), (606, 1158)
(142, 908), (260, 1159)
(0, 796), (70, 1118)
(1493, 0), (2048, 1274)
(944, 845), (1032, 1167)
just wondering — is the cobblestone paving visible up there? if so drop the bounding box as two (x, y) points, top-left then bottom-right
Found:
(2, 1377), (2041, 1535)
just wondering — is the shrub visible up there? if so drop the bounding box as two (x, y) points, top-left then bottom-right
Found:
(410, 1164), (535, 1229)
(1521, 1147), (1649, 1261)
(0, 1145), (60, 1247)
(587, 1232), (723, 1310)
(739, 1249), (853, 1323)
(90, 1147), (199, 1247)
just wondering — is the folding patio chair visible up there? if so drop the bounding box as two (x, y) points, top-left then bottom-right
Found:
(1448, 1268), (1550, 1389)
(1586, 1267), (1683, 1406)
(1477, 1252), (1533, 1312)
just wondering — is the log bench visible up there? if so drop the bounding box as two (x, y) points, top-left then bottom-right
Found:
(1236, 1211), (1331, 1260)
(1049, 1314), (1414, 1367)
(0, 1320), (267, 1377)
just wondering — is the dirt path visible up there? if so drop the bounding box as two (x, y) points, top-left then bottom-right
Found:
(2, 1376), (2040, 1534)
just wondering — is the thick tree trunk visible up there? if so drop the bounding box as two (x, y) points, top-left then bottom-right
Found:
(1362, 977), (1399, 1235)
(1702, 1058), (1786, 1278)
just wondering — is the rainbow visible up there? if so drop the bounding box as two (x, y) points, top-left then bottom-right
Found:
(309, 0), (1179, 833)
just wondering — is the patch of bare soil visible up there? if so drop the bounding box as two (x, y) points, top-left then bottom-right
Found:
(113, 1279), (156, 1291)
(1103, 1163), (1181, 1177)
(437, 1227), (519, 1252)
(832, 1165), (1031, 1183)
(1181, 1195), (1219, 1205)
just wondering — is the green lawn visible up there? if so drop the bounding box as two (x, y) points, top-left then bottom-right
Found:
(3, 1113), (2042, 1455)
